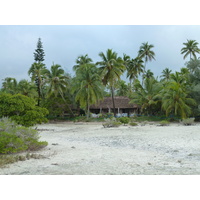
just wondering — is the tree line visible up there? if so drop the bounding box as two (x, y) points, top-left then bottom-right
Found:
(1, 38), (200, 120)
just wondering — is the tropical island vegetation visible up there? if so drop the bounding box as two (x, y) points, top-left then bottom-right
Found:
(1, 38), (200, 122)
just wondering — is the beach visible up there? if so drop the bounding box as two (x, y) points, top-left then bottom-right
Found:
(1, 121), (200, 175)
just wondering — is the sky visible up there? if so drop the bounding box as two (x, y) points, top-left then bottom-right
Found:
(1, 25), (200, 87)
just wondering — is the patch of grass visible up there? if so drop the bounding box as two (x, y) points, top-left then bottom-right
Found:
(159, 120), (170, 126)
(0, 153), (47, 168)
(129, 122), (138, 126)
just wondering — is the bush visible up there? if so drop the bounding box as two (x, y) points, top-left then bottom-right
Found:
(118, 117), (130, 125)
(159, 120), (170, 126)
(0, 93), (48, 127)
(103, 118), (122, 128)
(0, 117), (48, 154)
(181, 118), (195, 126)
(129, 122), (138, 126)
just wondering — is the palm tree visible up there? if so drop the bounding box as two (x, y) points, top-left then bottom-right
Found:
(73, 54), (93, 71)
(161, 81), (196, 119)
(127, 57), (144, 86)
(1, 77), (18, 94)
(143, 69), (154, 80)
(44, 64), (68, 98)
(17, 79), (37, 98)
(130, 77), (162, 115)
(115, 80), (129, 96)
(138, 42), (155, 70)
(96, 49), (126, 117)
(72, 64), (104, 119)
(181, 39), (200, 60)
(138, 42), (155, 85)
(160, 68), (172, 82)
(28, 62), (46, 106)
(43, 64), (74, 116)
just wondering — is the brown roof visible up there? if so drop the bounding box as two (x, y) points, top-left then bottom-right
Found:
(90, 96), (138, 109)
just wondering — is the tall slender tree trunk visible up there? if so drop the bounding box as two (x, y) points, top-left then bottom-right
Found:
(142, 61), (146, 87)
(86, 87), (90, 120)
(111, 86), (116, 117)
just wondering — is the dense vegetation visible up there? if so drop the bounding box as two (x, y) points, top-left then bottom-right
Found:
(0, 117), (48, 154)
(1, 38), (200, 121)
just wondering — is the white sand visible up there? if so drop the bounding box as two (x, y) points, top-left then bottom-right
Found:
(1, 121), (200, 175)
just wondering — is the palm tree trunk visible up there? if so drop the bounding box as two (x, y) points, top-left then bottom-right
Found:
(87, 102), (90, 120)
(142, 61), (146, 87)
(86, 87), (90, 120)
(111, 86), (116, 117)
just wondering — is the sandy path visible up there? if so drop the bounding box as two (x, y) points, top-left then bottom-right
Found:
(1, 122), (200, 175)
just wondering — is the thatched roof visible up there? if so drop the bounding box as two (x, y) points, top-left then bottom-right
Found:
(90, 96), (138, 109)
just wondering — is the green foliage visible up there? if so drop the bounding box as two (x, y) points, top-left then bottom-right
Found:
(0, 118), (48, 154)
(72, 60), (104, 119)
(0, 93), (48, 127)
(34, 38), (45, 63)
(181, 39), (200, 60)
(118, 117), (130, 125)
(130, 78), (162, 115)
(159, 120), (170, 126)
(129, 122), (138, 126)
(103, 118), (122, 128)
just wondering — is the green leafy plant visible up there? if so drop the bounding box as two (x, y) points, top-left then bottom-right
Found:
(0, 117), (48, 154)
(159, 120), (170, 126)
(118, 117), (130, 125)
(129, 122), (138, 126)
(103, 118), (121, 128)
(0, 93), (48, 127)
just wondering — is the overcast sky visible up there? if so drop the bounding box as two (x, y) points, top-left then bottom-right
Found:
(1, 25), (200, 87)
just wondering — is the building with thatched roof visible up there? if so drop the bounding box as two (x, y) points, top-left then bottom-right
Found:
(90, 96), (139, 117)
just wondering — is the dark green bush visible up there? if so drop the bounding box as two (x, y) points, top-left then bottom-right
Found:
(118, 117), (130, 125)
(0, 93), (48, 127)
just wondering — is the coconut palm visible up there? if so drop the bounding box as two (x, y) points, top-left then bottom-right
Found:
(138, 42), (155, 71)
(160, 68), (172, 82)
(44, 64), (69, 98)
(127, 57), (144, 86)
(161, 81), (196, 119)
(1, 77), (18, 94)
(130, 78), (162, 115)
(17, 79), (37, 98)
(73, 54), (93, 71)
(143, 69), (154, 80)
(28, 62), (46, 106)
(96, 49), (126, 117)
(138, 42), (155, 85)
(43, 64), (74, 116)
(115, 80), (129, 96)
(72, 64), (104, 119)
(181, 39), (200, 60)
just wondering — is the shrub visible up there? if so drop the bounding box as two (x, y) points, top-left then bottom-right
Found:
(181, 118), (195, 126)
(0, 117), (48, 154)
(118, 117), (130, 125)
(129, 122), (138, 126)
(103, 118), (122, 128)
(0, 93), (48, 127)
(159, 120), (170, 126)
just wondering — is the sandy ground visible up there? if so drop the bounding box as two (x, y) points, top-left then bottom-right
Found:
(1, 121), (200, 175)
